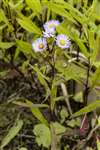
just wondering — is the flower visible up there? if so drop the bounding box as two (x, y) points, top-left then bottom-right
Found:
(43, 20), (60, 38)
(43, 30), (55, 38)
(32, 38), (47, 52)
(56, 34), (71, 49)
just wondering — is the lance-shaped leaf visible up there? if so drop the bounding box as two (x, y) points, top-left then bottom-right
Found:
(26, 100), (48, 126)
(25, 0), (42, 14)
(0, 42), (15, 49)
(91, 66), (100, 88)
(47, 3), (76, 24)
(17, 17), (41, 34)
(16, 40), (36, 58)
(0, 119), (23, 148)
(71, 100), (100, 118)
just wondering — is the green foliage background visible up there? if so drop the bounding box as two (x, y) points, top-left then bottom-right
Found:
(0, 0), (100, 149)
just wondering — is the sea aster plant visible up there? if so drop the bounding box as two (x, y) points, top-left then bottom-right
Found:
(56, 34), (71, 49)
(32, 38), (47, 52)
(43, 20), (60, 38)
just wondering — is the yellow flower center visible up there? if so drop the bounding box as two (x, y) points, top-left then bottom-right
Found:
(60, 39), (65, 45)
(39, 43), (44, 49)
(49, 24), (54, 28)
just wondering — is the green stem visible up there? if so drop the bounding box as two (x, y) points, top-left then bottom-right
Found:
(61, 82), (73, 115)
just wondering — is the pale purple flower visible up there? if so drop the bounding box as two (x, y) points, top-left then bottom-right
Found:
(32, 38), (47, 52)
(43, 20), (60, 38)
(43, 30), (55, 38)
(56, 34), (71, 49)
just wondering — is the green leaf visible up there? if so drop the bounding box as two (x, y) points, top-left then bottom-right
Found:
(16, 40), (35, 57)
(50, 123), (59, 150)
(8, 0), (24, 10)
(74, 35), (89, 57)
(0, 9), (14, 31)
(88, 30), (95, 51)
(50, 79), (57, 111)
(0, 42), (15, 49)
(67, 118), (80, 127)
(70, 11), (86, 24)
(17, 17), (41, 34)
(91, 66), (100, 88)
(26, 100), (48, 126)
(71, 100), (100, 118)
(48, 3), (76, 24)
(0, 9), (9, 24)
(83, 0), (88, 8)
(16, 40), (30, 51)
(25, 0), (42, 14)
(86, 147), (94, 150)
(53, 0), (65, 3)
(14, 47), (20, 60)
(98, 116), (100, 126)
(19, 148), (28, 150)
(93, 61), (100, 68)
(55, 62), (86, 83)
(74, 92), (83, 103)
(87, 0), (97, 17)
(33, 65), (50, 99)
(54, 0), (82, 15)
(97, 138), (100, 150)
(54, 1), (87, 24)
(13, 100), (49, 108)
(0, 70), (9, 78)
(60, 107), (68, 123)
(57, 24), (74, 40)
(33, 124), (51, 148)
(0, 119), (23, 148)
(52, 122), (66, 134)
(91, 35), (99, 62)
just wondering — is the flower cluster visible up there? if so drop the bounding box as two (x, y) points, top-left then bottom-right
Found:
(32, 20), (71, 52)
